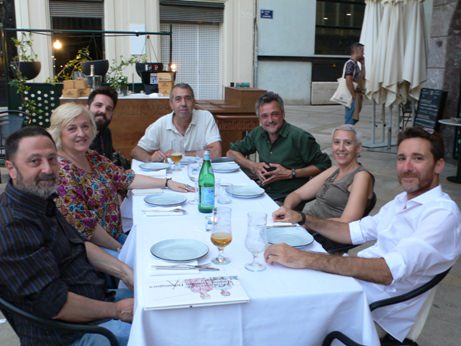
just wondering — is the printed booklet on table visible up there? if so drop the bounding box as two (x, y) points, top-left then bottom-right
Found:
(144, 275), (250, 310)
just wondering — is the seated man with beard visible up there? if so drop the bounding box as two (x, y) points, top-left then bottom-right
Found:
(88, 87), (129, 168)
(0, 126), (134, 346)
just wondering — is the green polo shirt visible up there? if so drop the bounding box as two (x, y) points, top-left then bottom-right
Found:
(230, 122), (331, 201)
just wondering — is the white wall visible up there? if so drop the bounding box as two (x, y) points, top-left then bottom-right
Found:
(14, 0), (52, 82)
(256, 0), (316, 104)
(258, 61), (312, 104)
(222, 0), (256, 89)
(257, 0), (315, 56)
(104, 0), (160, 83)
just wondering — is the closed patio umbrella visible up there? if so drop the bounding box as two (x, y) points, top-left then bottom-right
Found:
(363, 0), (427, 107)
(360, 0), (382, 98)
(402, 0), (427, 101)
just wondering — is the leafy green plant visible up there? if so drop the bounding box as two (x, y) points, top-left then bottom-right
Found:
(106, 55), (144, 93)
(48, 47), (92, 83)
(11, 33), (38, 62)
(9, 33), (42, 125)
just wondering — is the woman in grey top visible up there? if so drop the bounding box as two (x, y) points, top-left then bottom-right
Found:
(273, 125), (375, 251)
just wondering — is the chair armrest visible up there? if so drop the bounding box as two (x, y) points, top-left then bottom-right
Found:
(322, 331), (364, 346)
(0, 297), (119, 346)
(369, 268), (450, 311)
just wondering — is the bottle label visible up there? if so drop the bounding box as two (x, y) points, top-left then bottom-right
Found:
(200, 186), (215, 208)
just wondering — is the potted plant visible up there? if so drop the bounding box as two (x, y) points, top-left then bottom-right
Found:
(106, 56), (139, 95)
(11, 33), (41, 80)
(50, 47), (92, 82)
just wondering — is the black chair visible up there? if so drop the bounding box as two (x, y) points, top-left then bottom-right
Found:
(0, 296), (119, 346)
(0, 110), (27, 163)
(317, 192), (377, 255)
(322, 268), (451, 346)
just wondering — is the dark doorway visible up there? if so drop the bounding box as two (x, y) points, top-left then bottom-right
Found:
(51, 17), (104, 77)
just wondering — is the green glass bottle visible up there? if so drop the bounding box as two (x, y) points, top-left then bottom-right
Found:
(198, 150), (215, 213)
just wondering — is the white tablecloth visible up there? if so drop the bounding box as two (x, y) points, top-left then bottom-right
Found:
(120, 160), (379, 346)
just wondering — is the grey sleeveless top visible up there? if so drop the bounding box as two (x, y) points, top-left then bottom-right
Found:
(305, 165), (372, 219)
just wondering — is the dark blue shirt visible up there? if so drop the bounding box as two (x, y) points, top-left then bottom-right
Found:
(0, 182), (105, 345)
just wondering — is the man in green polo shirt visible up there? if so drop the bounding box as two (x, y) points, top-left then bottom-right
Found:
(227, 91), (331, 209)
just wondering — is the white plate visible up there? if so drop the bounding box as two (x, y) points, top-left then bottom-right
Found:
(180, 156), (197, 164)
(139, 162), (170, 171)
(144, 193), (187, 206)
(226, 185), (265, 198)
(212, 162), (240, 173)
(212, 157), (235, 163)
(266, 226), (314, 247)
(150, 239), (209, 262)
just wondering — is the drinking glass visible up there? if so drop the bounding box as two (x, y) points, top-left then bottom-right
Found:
(245, 212), (267, 272)
(170, 138), (184, 170)
(210, 207), (232, 265)
(187, 162), (200, 204)
(216, 179), (231, 204)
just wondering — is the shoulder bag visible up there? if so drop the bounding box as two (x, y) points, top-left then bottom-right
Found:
(330, 59), (357, 108)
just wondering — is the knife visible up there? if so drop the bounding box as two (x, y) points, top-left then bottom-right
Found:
(152, 265), (220, 271)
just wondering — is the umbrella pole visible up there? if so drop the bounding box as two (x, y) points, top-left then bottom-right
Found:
(371, 101), (376, 144)
(381, 104), (385, 142)
(387, 105), (393, 150)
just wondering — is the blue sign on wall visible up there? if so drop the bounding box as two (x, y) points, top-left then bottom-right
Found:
(260, 9), (273, 19)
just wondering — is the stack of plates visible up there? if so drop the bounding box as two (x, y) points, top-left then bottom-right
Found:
(212, 162), (240, 173)
(144, 192), (187, 206)
(266, 226), (314, 247)
(139, 162), (170, 171)
(226, 185), (264, 199)
(180, 156), (197, 165)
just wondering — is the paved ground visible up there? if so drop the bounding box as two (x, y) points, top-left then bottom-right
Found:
(1, 103), (460, 345)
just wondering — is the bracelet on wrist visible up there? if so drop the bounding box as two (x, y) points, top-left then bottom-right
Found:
(297, 212), (306, 226)
(165, 177), (172, 188)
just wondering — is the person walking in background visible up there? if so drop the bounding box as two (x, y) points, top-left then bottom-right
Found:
(344, 42), (365, 125)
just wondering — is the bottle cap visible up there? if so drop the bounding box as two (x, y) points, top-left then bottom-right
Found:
(203, 150), (210, 160)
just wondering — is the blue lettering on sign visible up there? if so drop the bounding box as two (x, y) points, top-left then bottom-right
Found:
(260, 9), (273, 19)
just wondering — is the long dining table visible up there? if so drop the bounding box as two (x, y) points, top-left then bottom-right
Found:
(119, 159), (380, 346)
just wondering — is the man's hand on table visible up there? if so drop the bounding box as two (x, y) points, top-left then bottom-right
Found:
(150, 150), (170, 162)
(264, 243), (309, 269)
(115, 298), (134, 322)
(272, 206), (303, 224)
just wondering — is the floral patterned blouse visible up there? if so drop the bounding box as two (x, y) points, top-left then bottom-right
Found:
(56, 150), (135, 241)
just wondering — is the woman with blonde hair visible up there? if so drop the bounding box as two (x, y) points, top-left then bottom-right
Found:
(49, 102), (192, 253)
(273, 124), (375, 252)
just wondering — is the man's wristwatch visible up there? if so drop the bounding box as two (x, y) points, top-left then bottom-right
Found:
(297, 212), (306, 225)
(291, 168), (297, 179)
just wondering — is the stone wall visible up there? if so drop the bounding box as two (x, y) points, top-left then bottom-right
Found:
(427, 0), (461, 153)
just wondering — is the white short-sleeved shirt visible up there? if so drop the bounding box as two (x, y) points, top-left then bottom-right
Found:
(136, 109), (221, 153)
(349, 185), (461, 341)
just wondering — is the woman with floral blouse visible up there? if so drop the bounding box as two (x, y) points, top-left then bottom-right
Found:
(48, 102), (193, 254)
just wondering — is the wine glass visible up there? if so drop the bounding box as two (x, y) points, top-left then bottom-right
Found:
(210, 207), (232, 265)
(187, 162), (200, 204)
(170, 138), (184, 170)
(245, 212), (267, 272)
